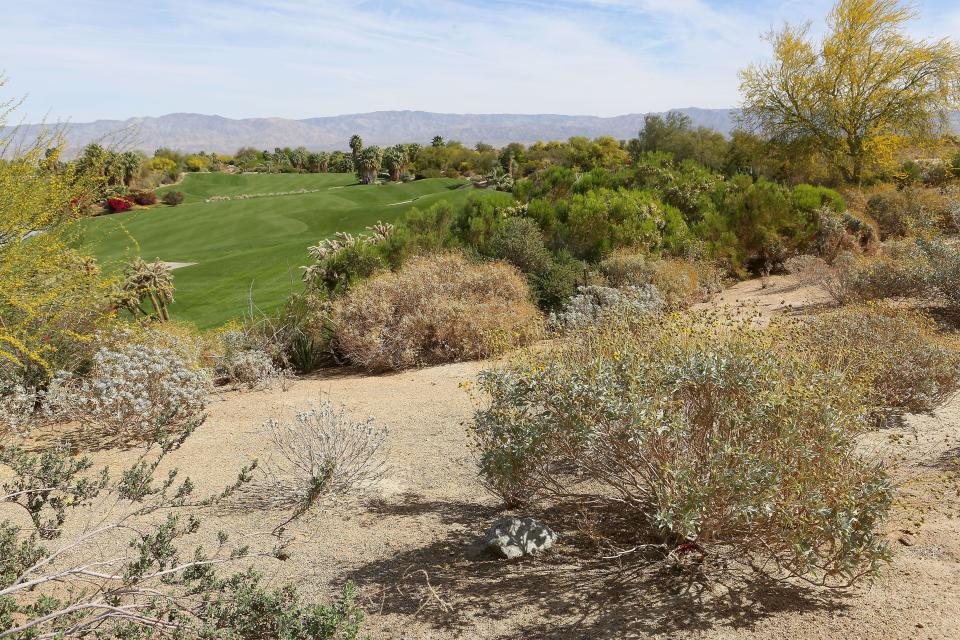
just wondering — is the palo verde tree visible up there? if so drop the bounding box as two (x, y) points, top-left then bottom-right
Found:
(0, 79), (111, 385)
(739, 0), (960, 184)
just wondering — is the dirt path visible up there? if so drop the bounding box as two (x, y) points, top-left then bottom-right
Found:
(41, 274), (960, 639)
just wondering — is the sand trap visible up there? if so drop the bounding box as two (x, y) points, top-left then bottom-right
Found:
(162, 261), (197, 270)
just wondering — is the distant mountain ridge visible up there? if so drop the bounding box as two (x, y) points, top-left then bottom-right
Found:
(8, 108), (958, 158)
(6, 108), (737, 157)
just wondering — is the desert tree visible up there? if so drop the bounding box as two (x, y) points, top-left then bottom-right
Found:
(356, 146), (383, 184)
(349, 134), (363, 170)
(383, 145), (407, 181)
(431, 135), (444, 147)
(739, 0), (960, 184)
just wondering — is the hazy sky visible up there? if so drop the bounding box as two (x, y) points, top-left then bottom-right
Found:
(4, 0), (959, 122)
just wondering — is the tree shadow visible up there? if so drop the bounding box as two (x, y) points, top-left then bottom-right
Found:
(346, 496), (854, 638)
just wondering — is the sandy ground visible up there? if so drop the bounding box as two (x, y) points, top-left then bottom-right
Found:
(22, 274), (960, 639)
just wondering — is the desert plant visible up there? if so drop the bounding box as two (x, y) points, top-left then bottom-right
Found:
(825, 243), (933, 304)
(45, 342), (209, 437)
(113, 258), (176, 322)
(213, 328), (286, 389)
(331, 253), (543, 370)
(783, 304), (960, 416)
(473, 310), (892, 585)
(162, 190), (185, 206)
(548, 284), (664, 332)
(0, 417), (363, 639)
(261, 401), (388, 527)
(131, 190), (158, 205)
(106, 196), (132, 212)
(865, 188), (949, 239)
(600, 251), (723, 309)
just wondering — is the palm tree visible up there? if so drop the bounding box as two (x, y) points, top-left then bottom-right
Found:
(383, 145), (407, 182)
(356, 146), (383, 184)
(349, 135), (363, 171)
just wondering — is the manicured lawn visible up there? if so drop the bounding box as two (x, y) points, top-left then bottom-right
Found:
(79, 173), (508, 328)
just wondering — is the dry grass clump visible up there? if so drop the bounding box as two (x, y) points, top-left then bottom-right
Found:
(781, 304), (960, 417)
(473, 310), (892, 585)
(600, 250), (723, 309)
(331, 253), (544, 370)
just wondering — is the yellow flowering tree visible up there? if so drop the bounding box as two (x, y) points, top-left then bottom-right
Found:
(0, 80), (111, 384)
(739, 0), (960, 184)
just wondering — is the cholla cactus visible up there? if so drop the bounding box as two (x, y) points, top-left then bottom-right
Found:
(114, 258), (175, 322)
(366, 221), (394, 241)
(301, 224), (392, 287)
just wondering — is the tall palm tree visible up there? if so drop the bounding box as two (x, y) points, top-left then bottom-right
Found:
(349, 135), (363, 171)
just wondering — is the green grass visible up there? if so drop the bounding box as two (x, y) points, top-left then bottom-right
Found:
(80, 173), (508, 329)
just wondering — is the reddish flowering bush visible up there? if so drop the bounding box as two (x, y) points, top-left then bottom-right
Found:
(106, 197), (133, 212)
(131, 190), (158, 206)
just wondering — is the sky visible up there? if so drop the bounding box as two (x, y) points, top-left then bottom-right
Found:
(3, 0), (959, 123)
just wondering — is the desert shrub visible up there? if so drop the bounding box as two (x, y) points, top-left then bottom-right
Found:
(302, 226), (393, 295)
(600, 251), (723, 309)
(131, 190), (157, 206)
(46, 342), (209, 436)
(213, 328), (286, 389)
(815, 208), (879, 262)
(0, 383), (39, 439)
(261, 401), (388, 523)
(331, 253), (543, 370)
(825, 243), (933, 304)
(784, 304), (960, 416)
(791, 184), (845, 214)
(0, 407), (363, 639)
(485, 217), (552, 275)
(529, 250), (590, 311)
(697, 177), (817, 274)
(915, 236), (960, 309)
(526, 187), (690, 262)
(162, 190), (185, 206)
(548, 284), (664, 332)
(106, 196), (132, 212)
(865, 188), (948, 239)
(473, 311), (891, 584)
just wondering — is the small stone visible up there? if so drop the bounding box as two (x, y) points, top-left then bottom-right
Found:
(481, 517), (557, 559)
(898, 536), (914, 547)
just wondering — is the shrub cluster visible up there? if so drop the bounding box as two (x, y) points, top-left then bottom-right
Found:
(781, 304), (960, 417)
(106, 196), (132, 212)
(130, 190), (157, 206)
(865, 187), (952, 239)
(548, 284), (664, 332)
(826, 237), (960, 308)
(331, 253), (543, 370)
(46, 342), (210, 436)
(473, 310), (892, 584)
(162, 190), (185, 206)
(600, 250), (723, 309)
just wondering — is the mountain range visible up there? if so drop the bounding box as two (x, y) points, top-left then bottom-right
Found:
(8, 108), (958, 157)
(7, 108), (737, 157)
